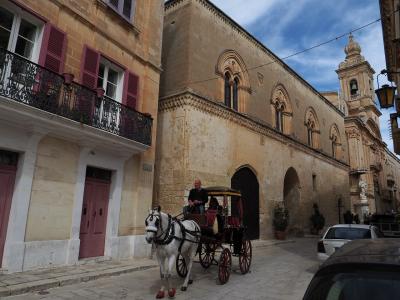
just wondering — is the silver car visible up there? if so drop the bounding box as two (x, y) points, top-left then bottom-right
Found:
(317, 224), (383, 260)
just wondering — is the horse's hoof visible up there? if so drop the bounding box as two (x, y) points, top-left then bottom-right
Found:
(156, 290), (165, 299)
(181, 286), (187, 291)
(188, 279), (193, 285)
(168, 288), (176, 298)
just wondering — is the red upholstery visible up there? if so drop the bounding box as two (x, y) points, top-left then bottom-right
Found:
(206, 209), (217, 227)
(227, 216), (240, 227)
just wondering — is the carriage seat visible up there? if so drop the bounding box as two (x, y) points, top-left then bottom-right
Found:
(227, 216), (240, 227)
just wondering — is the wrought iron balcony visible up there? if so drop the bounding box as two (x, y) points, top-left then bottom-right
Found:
(0, 48), (152, 146)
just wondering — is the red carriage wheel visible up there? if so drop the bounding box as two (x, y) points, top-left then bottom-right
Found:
(218, 248), (232, 284)
(176, 253), (188, 278)
(239, 239), (252, 274)
(199, 242), (216, 269)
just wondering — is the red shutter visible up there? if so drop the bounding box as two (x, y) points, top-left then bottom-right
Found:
(38, 23), (67, 74)
(122, 70), (139, 109)
(80, 46), (100, 89)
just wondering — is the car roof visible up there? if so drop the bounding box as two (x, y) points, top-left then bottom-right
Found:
(322, 239), (400, 268)
(329, 224), (373, 229)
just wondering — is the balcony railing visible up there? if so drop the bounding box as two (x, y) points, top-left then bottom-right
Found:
(0, 48), (152, 146)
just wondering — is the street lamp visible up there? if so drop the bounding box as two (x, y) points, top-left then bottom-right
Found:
(375, 70), (397, 108)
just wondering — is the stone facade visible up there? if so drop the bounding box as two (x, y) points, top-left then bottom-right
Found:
(0, 0), (163, 272)
(322, 34), (400, 217)
(155, 0), (351, 239)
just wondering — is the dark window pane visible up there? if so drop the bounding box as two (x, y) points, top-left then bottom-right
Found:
(305, 270), (400, 300)
(123, 0), (132, 18)
(232, 77), (238, 111)
(18, 19), (36, 41)
(15, 37), (34, 59)
(0, 7), (14, 31)
(325, 227), (371, 240)
(0, 27), (11, 49)
(224, 73), (231, 107)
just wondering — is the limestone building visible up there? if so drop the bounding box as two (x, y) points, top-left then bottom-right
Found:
(0, 0), (163, 272)
(322, 34), (400, 217)
(155, 0), (351, 239)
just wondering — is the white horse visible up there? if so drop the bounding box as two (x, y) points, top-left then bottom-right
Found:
(145, 206), (201, 299)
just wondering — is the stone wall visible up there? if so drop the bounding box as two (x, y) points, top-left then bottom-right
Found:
(25, 137), (79, 241)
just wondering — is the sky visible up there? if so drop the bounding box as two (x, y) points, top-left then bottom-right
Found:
(209, 0), (396, 153)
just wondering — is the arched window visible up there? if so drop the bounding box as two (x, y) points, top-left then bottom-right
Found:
(350, 79), (358, 96)
(304, 108), (320, 149)
(216, 50), (251, 113)
(270, 85), (292, 135)
(224, 72), (231, 107)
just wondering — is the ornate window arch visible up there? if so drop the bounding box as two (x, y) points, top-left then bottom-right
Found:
(329, 124), (342, 159)
(216, 50), (251, 112)
(270, 84), (293, 134)
(304, 107), (320, 149)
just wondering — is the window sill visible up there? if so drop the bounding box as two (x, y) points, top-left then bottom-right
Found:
(95, 0), (141, 36)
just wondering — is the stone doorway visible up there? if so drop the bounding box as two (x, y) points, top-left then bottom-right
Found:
(231, 167), (259, 239)
(283, 167), (301, 234)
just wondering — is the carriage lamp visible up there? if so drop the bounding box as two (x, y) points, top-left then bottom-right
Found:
(375, 70), (398, 108)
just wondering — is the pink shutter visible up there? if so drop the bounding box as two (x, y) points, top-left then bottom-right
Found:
(80, 46), (100, 89)
(38, 23), (67, 74)
(122, 70), (139, 109)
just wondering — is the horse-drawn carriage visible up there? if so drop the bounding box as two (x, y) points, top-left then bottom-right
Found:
(176, 186), (252, 284)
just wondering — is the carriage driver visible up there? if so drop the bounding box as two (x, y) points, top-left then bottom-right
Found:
(187, 179), (208, 214)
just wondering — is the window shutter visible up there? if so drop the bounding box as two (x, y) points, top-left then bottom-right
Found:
(80, 45), (100, 89)
(38, 23), (67, 74)
(122, 70), (139, 109)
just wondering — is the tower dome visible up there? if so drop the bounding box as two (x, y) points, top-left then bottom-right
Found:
(344, 33), (361, 58)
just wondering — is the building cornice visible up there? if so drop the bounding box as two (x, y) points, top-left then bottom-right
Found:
(164, 0), (344, 118)
(379, 0), (395, 77)
(159, 89), (350, 171)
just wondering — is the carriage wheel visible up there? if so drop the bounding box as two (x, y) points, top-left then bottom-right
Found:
(199, 243), (216, 269)
(239, 240), (252, 274)
(218, 248), (232, 284)
(176, 254), (188, 278)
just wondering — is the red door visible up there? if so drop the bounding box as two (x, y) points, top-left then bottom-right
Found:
(79, 175), (110, 259)
(0, 164), (17, 267)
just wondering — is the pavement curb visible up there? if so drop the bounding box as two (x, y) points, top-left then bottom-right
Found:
(0, 264), (158, 298)
(252, 239), (295, 248)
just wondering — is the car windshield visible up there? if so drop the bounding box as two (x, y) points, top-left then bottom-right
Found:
(325, 227), (371, 240)
(304, 270), (400, 300)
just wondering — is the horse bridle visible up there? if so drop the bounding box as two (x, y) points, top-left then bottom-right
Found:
(145, 211), (171, 242)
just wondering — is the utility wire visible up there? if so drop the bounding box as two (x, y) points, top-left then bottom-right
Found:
(185, 8), (395, 86)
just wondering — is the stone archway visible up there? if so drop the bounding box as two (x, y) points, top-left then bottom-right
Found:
(283, 167), (301, 234)
(231, 167), (259, 239)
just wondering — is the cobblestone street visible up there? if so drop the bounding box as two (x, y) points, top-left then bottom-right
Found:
(6, 238), (319, 300)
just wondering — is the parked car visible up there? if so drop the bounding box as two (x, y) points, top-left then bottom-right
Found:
(304, 239), (400, 300)
(317, 224), (383, 261)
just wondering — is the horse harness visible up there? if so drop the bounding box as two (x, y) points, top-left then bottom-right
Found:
(145, 212), (200, 252)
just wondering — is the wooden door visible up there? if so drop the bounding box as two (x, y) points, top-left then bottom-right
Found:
(79, 173), (110, 259)
(0, 164), (17, 266)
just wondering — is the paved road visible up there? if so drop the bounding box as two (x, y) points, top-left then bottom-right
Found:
(7, 238), (319, 300)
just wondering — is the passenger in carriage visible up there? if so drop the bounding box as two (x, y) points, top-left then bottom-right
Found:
(208, 197), (223, 234)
